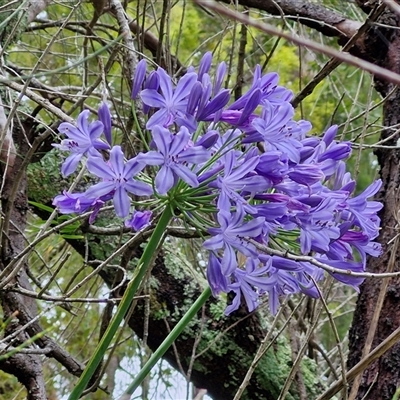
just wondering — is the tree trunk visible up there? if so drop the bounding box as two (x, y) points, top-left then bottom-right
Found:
(347, 5), (400, 400)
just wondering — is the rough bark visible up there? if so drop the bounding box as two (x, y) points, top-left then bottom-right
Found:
(0, 119), (47, 399)
(346, 5), (400, 400)
(0, 122), (84, 398)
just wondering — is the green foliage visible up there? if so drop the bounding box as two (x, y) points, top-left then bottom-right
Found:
(0, 0), (28, 46)
(0, 371), (24, 400)
(28, 203), (83, 239)
(27, 151), (67, 205)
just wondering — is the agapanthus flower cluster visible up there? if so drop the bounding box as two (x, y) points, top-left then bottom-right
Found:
(53, 52), (382, 315)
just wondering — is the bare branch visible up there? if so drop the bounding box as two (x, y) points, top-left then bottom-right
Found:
(291, 2), (386, 107)
(195, 0), (400, 86)
(317, 323), (400, 400)
(249, 239), (400, 279)
(0, 351), (47, 399)
(109, 0), (138, 83)
(26, 0), (52, 23)
(0, 95), (16, 177)
(0, 76), (74, 123)
(218, 0), (362, 38)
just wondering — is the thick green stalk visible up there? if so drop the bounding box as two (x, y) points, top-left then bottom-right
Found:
(69, 207), (173, 400)
(122, 286), (212, 398)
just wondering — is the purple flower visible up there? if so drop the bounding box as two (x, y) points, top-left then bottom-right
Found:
(53, 191), (97, 214)
(206, 252), (229, 297)
(125, 210), (153, 231)
(255, 152), (288, 185)
(225, 258), (275, 314)
(245, 102), (302, 163)
(347, 179), (382, 237)
(270, 256), (304, 271)
(53, 191), (112, 224)
(198, 52), (212, 81)
(55, 110), (110, 176)
(322, 125), (338, 146)
(137, 126), (210, 194)
(236, 89), (262, 126)
(195, 130), (219, 149)
(209, 150), (268, 211)
(266, 85), (293, 104)
(98, 102), (112, 145)
(131, 59), (147, 100)
(318, 142), (352, 177)
(288, 164), (325, 186)
(229, 67), (279, 110)
(296, 262), (324, 298)
(259, 255), (305, 314)
(301, 125), (351, 177)
(140, 67), (197, 129)
(203, 207), (264, 275)
(85, 146), (152, 218)
(142, 71), (160, 114)
(211, 129), (242, 154)
(51, 59), (385, 317)
(187, 82), (203, 116)
(196, 87), (231, 121)
(330, 229), (382, 265)
(317, 257), (366, 289)
(213, 61), (227, 95)
(296, 206), (341, 255)
(187, 71), (231, 123)
(196, 129), (243, 185)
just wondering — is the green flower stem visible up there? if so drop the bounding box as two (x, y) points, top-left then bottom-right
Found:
(122, 286), (212, 397)
(69, 207), (173, 400)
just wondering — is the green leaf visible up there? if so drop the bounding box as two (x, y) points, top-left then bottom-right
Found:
(28, 200), (54, 213)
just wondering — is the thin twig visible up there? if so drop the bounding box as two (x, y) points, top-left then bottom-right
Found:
(316, 323), (400, 400)
(194, 0), (400, 86)
(249, 240), (400, 279)
(291, 3), (386, 108)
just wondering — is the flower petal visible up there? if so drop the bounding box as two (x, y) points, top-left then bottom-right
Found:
(124, 180), (153, 196)
(169, 127), (190, 156)
(173, 72), (197, 102)
(87, 157), (115, 180)
(157, 68), (174, 101)
(155, 165), (174, 194)
(85, 181), (116, 198)
(140, 90), (166, 108)
(61, 153), (82, 177)
(113, 187), (130, 218)
(98, 102), (112, 145)
(123, 157), (145, 179)
(110, 145), (124, 176)
(152, 126), (172, 155)
(172, 164), (199, 188)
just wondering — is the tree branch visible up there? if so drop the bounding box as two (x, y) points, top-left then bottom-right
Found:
(0, 351), (46, 400)
(195, 0), (400, 86)
(26, 0), (52, 23)
(218, 0), (362, 38)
